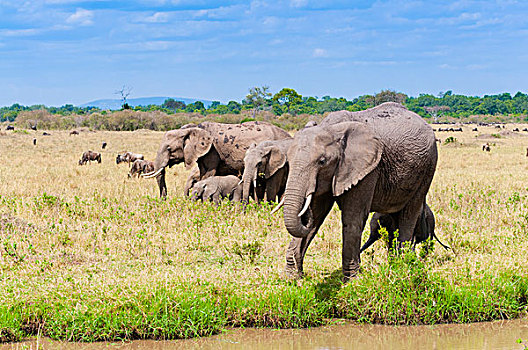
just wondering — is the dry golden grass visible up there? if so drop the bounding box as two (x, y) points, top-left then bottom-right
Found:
(0, 124), (527, 340)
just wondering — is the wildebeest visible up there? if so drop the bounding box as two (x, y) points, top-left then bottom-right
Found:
(116, 152), (144, 166)
(482, 143), (491, 152)
(43, 132), (51, 136)
(102, 142), (107, 149)
(6, 125), (14, 131)
(79, 150), (101, 165)
(70, 130), (79, 136)
(33, 138), (37, 146)
(128, 160), (155, 178)
(30, 125), (37, 131)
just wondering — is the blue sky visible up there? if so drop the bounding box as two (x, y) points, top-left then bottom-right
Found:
(0, 0), (527, 106)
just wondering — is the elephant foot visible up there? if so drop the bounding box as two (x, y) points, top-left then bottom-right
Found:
(342, 265), (361, 282)
(283, 265), (303, 280)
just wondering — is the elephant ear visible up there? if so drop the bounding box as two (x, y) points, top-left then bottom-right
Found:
(330, 122), (382, 197)
(203, 181), (218, 200)
(265, 147), (286, 179)
(183, 128), (213, 169)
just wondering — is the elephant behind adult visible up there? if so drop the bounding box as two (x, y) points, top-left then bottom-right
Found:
(144, 121), (291, 197)
(281, 102), (438, 279)
(241, 138), (293, 203)
(361, 203), (449, 253)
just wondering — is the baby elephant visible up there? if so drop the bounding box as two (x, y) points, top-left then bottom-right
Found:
(360, 204), (449, 253)
(128, 159), (155, 178)
(79, 150), (101, 165)
(190, 175), (242, 204)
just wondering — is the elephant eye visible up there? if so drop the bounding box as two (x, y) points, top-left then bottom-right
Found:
(318, 157), (326, 166)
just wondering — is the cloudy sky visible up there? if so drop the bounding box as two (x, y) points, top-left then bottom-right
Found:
(0, 0), (527, 106)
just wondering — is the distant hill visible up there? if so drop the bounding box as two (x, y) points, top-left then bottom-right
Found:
(79, 96), (213, 110)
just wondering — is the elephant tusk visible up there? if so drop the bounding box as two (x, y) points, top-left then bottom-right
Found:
(238, 179), (243, 186)
(143, 167), (164, 179)
(253, 179), (258, 201)
(270, 197), (285, 215)
(298, 194), (312, 217)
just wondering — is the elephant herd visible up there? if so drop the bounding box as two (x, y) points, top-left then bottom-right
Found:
(141, 102), (444, 279)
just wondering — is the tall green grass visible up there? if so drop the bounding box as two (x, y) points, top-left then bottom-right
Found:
(1, 248), (526, 342)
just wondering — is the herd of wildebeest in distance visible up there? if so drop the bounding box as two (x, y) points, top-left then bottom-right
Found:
(5, 102), (528, 278)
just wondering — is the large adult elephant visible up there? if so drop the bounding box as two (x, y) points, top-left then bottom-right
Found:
(280, 102), (438, 279)
(241, 138), (293, 203)
(144, 121), (291, 197)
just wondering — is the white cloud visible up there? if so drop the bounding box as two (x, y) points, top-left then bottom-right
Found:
(66, 8), (94, 26)
(313, 48), (328, 58)
(144, 12), (170, 23)
(0, 28), (40, 37)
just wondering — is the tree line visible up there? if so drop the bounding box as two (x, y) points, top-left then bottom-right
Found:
(2, 88), (528, 124)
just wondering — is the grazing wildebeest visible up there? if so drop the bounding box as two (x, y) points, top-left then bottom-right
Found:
(116, 152), (144, 166)
(79, 150), (101, 165)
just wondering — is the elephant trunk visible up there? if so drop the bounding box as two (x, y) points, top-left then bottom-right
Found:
(283, 162), (314, 238)
(241, 167), (258, 203)
(146, 150), (169, 197)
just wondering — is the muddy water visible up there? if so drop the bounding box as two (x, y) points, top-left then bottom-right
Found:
(3, 319), (528, 350)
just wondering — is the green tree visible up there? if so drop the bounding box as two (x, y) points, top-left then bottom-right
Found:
(244, 86), (272, 118)
(227, 101), (241, 114)
(372, 89), (407, 105)
(272, 88), (302, 114)
(162, 98), (186, 111)
(185, 101), (205, 113)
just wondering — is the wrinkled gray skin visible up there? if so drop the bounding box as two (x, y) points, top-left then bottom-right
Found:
(183, 166), (201, 196)
(128, 160), (154, 178)
(241, 138), (293, 203)
(190, 175), (242, 204)
(360, 203), (449, 253)
(79, 150), (101, 165)
(150, 121), (291, 198)
(282, 102), (438, 279)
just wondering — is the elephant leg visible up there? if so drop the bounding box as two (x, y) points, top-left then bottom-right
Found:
(212, 191), (221, 205)
(396, 198), (425, 247)
(284, 193), (334, 278)
(232, 185), (242, 202)
(265, 173), (281, 202)
(156, 169), (167, 198)
(338, 172), (377, 279)
(255, 182), (266, 202)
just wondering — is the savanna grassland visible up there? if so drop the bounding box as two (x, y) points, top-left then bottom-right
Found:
(0, 126), (527, 342)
